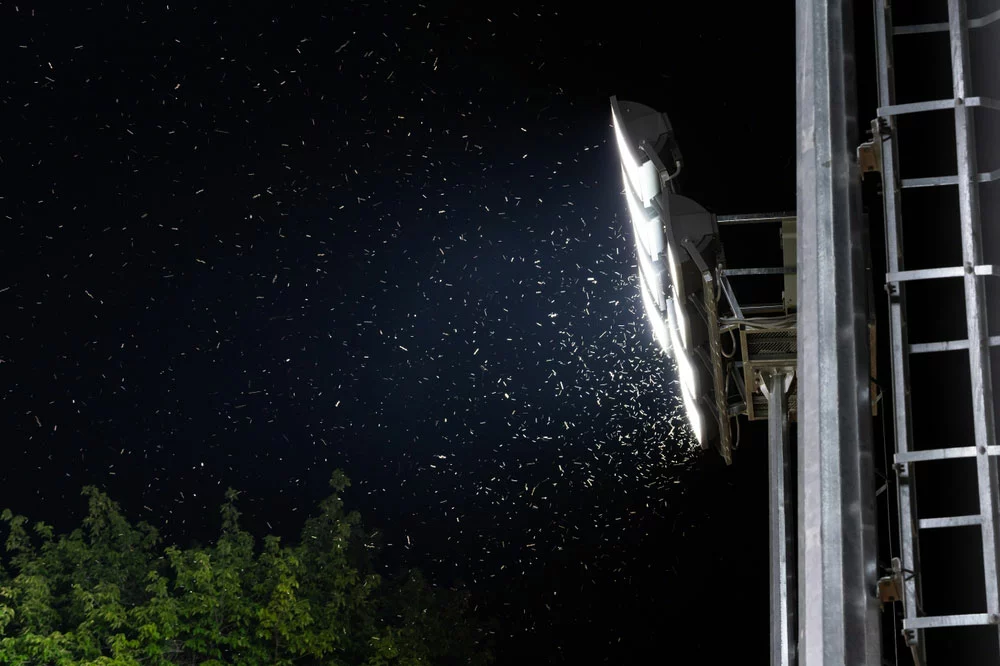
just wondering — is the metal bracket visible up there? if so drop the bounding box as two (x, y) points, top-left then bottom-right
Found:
(857, 118), (888, 175)
(877, 557), (904, 605)
(640, 137), (683, 189)
(683, 237), (733, 465)
(758, 369), (796, 401)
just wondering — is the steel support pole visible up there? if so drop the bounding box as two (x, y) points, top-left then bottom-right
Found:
(770, 370), (797, 666)
(872, 0), (926, 659)
(796, 0), (881, 664)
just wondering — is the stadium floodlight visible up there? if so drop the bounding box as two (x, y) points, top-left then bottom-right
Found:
(611, 95), (723, 452)
(613, 94), (799, 468)
(614, 93), (806, 463)
(612, 70), (812, 666)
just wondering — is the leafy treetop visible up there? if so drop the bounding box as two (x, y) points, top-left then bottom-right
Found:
(0, 471), (493, 666)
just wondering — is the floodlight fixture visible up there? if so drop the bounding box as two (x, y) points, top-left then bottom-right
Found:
(612, 95), (728, 454)
(611, 95), (798, 466)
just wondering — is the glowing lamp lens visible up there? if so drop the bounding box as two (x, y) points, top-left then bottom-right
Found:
(679, 380), (706, 445)
(623, 167), (665, 260)
(639, 272), (671, 355)
(666, 244), (690, 349)
(613, 112), (640, 172)
(613, 111), (660, 204)
(667, 298), (698, 397)
(666, 299), (705, 443)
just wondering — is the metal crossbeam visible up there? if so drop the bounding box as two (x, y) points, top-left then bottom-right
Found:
(910, 335), (1000, 355)
(718, 273), (744, 320)
(896, 446), (1000, 464)
(902, 167), (1000, 189)
(919, 515), (981, 529)
(878, 98), (963, 116)
(904, 613), (994, 630)
(877, 96), (1000, 117)
(742, 303), (787, 315)
(722, 267), (796, 276)
(885, 264), (1000, 283)
(894, 8), (1000, 35)
(717, 212), (796, 226)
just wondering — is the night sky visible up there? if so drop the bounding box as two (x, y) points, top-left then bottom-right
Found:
(3, 3), (797, 663)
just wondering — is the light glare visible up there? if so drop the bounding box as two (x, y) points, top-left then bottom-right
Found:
(639, 271), (671, 355)
(623, 167), (665, 259)
(666, 298), (699, 397)
(667, 299), (705, 444)
(636, 246), (663, 309)
(666, 243), (690, 349)
(613, 111), (660, 204)
(679, 379), (706, 445)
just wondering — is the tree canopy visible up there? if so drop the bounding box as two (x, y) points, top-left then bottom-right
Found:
(0, 471), (493, 666)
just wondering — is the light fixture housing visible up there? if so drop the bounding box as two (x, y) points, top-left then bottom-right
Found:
(658, 192), (720, 350)
(639, 271), (672, 355)
(667, 297), (717, 446)
(612, 95), (722, 451)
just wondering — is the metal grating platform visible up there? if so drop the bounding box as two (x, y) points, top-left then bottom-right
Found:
(746, 329), (797, 357)
(741, 328), (797, 421)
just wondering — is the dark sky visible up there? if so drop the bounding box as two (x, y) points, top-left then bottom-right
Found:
(2, 2), (797, 663)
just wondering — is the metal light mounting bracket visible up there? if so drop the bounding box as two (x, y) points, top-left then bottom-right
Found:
(877, 557), (904, 606)
(639, 123), (684, 189)
(758, 369), (796, 401)
(857, 117), (889, 175)
(682, 236), (732, 463)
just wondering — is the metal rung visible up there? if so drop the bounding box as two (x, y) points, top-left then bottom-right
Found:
(896, 446), (1000, 463)
(894, 8), (1000, 35)
(902, 167), (1000, 189)
(919, 514), (982, 529)
(904, 613), (994, 630)
(886, 265), (1000, 282)
(879, 98), (960, 116)
(910, 335), (1000, 354)
(877, 96), (1000, 117)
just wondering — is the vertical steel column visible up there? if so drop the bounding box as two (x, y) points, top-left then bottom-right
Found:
(872, 0), (926, 660)
(770, 370), (797, 666)
(947, 0), (1000, 630)
(796, 0), (881, 664)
